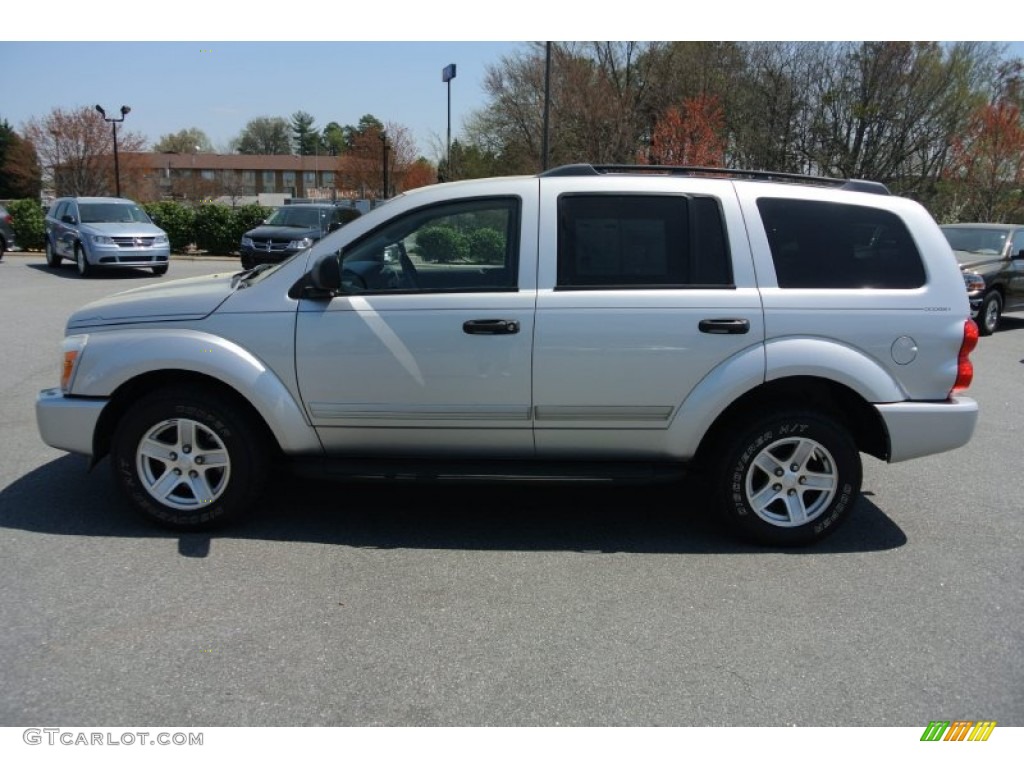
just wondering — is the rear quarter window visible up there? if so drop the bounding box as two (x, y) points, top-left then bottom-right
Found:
(758, 198), (926, 289)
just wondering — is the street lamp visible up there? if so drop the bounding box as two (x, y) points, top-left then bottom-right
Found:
(380, 132), (390, 199)
(442, 63), (456, 180)
(95, 104), (130, 197)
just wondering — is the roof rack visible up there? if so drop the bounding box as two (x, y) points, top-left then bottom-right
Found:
(538, 164), (890, 196)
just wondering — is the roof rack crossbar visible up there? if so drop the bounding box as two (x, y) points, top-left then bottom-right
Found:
(538, 164), (890, 195)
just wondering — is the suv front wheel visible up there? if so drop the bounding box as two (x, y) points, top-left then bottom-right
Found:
(714, 411), (861, 546)
(111, 387), (269, 530)
(977, 290), (1002, 336)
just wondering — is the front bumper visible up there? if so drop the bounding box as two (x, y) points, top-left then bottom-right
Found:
(36, 388), (107, 457)
(876, 396), (979, 463)
(88, 243), (170, 268)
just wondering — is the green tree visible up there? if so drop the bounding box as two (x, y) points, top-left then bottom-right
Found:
(233, 117), (291, 154)
(291, 111), (320, 155)
(0, 119), (42, 198)
(343, 114), (384, 150)
(153, 127), (214, 154)
(322, 121), (346, 156)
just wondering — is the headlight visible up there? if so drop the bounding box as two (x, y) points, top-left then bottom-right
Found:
(153, 234), (169, 246)
(60, 335), (88, 394)
(241, 237), (253, 248)
(91, 234), (115, 245)
(962, 272), (985, 293)
(288, 237), (314, 250)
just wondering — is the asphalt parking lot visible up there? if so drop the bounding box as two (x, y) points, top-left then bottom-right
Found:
(0, 251), (1021, 726)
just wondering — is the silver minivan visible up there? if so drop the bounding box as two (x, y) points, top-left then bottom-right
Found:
(44, 196), (170, 277)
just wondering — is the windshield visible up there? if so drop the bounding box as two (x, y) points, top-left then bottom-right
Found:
(79, 202), (152, 224)
(264, 207), (325, 228)
(941, 227), (1010, 262)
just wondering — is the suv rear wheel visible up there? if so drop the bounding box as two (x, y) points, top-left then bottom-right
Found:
(714, 411), (861, 546)
(111, 387), (269, 530)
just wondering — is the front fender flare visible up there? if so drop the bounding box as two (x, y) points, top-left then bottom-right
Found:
(71, 329), (321, 454)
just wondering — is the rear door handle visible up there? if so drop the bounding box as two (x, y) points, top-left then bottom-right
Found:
(699, 318), (750, 335)
(463, 319), (520, 335)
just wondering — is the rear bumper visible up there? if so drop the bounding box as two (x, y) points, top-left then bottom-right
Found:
(876, 396), (978, 462)
(36, 388), (107, 457)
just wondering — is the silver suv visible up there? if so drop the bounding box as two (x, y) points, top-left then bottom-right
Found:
(36, 166), (979, 545)
(44, 196), (170, 277)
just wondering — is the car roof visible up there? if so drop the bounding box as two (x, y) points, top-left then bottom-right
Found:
(55, 196), (139, 204)
(940, 222), (1019, 230)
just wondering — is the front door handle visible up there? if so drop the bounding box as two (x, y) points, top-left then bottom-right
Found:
(699, 318), (750, 335)
(463, 319), (520, 335)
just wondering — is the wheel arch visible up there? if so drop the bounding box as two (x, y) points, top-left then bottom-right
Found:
(92, 370), (286, 467)
(694, 376), (890, 467)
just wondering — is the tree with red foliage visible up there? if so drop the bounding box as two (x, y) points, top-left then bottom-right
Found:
(643, 95), (727, 167)
(946, 99), (1024, 221)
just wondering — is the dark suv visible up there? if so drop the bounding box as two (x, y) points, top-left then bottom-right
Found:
(239, 203), (361, 269)
(940, 223), (1024, 335)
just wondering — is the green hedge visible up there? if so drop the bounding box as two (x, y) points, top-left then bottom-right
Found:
(5, 199), (46, 250)
(143, 201), (270, 255)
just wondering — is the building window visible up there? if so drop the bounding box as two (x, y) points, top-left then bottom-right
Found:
(262, 170), (275, 188)
(303, 171), (316, 186)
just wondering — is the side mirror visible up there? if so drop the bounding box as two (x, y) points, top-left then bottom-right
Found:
(61, 214), (77, 225)
(328, 221), (342, 233)
(1015, 248), (1024, 260)
(308, 255), (341, 295)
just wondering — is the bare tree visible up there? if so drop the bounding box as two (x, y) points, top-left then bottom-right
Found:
(23, 105), (147, 196)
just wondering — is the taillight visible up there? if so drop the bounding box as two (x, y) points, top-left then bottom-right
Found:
(951, 319), (979, 394)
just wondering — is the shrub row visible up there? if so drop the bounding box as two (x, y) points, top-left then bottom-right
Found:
(1, 199), (270, 256)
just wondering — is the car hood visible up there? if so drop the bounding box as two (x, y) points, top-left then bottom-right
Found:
(245, 225), (320, 240)
(953, 250), (1006, 272)
(80, 222), (167, 237)
(67, 271), (238, 329)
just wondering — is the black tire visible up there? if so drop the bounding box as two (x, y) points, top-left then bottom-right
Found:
(240, 255), (254, 270)
(111, 387), (269, 531)
(714, 411), (861, 546)
(152, 264), (169, 276)
(0, 236), (6, 261)
(45, 238), (62, 268)
(75, 243), (92, 277)
(977, 291), (1002, 336)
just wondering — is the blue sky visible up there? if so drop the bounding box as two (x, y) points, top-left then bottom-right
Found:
(2, 3), (1020, 160)
(0, 41), (526, 159)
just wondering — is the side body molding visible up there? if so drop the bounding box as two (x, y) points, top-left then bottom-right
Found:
(70, 329), (322, 454)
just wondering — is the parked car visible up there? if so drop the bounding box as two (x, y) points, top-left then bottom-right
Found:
(36, 165), (979, 546)
(940, 222), (1024, 335)
(239, 203), (361, 269)
(44, 196), (171, 277)
(0, 203), (16, 260)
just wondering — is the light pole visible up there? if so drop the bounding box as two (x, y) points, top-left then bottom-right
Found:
(442, 63), (456, 181)
(380, 132), (390, 199)
(95, 104), (130, 197)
